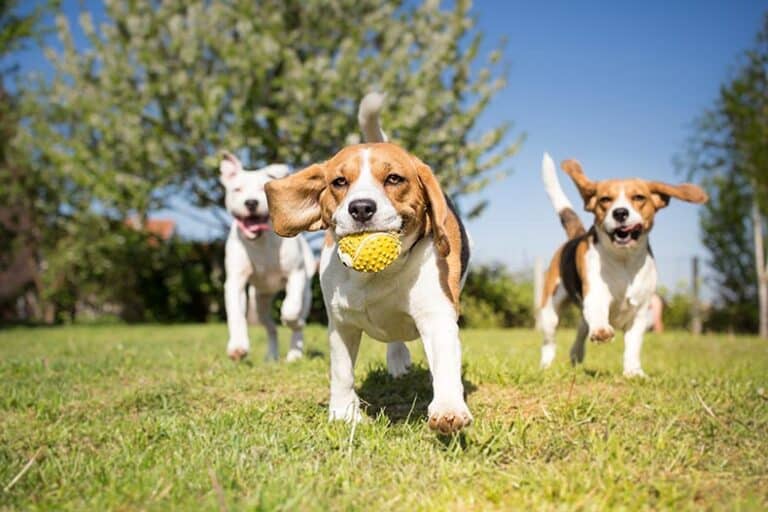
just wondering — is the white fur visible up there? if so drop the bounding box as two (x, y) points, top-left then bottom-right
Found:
(222, 157), (316, 361)
(541, 152), (573, 213)
(358, 92), (387, 143)
(538, 281), (567, 368)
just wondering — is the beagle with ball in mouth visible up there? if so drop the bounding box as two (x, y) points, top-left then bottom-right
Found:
(538, 153), (707, 376)
(264, 94), (472, 434)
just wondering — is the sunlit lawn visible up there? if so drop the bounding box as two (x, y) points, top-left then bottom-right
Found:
(1, 324), (766, 510)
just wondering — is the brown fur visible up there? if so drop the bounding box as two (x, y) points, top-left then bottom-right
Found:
(265, 142), (464, 309)
(541, 247), (563, 308)
(559, 208), (586, 240)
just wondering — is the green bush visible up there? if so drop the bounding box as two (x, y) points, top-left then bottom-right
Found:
(460, 263), (535, 328)
(657, 283), (693, 330)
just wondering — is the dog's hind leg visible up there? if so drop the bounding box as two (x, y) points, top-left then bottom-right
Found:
(282, 269), (311, 362)
(569, 319), (589, 366)
(255, 293), (279, 361)
(246, 285), (258, 324)
(539, 284), (567, 369)
(386, 342), (411, 378)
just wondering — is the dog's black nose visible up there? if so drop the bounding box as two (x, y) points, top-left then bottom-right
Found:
(612, 207), (629, 222)
(348, 199), (377, 222)
(244, 199), (259, 212)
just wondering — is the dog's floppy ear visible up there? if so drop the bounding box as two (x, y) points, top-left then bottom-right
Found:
(415, 158), (450, 258)
(264, 163), (328, 237)
(648, 181), (708, 209)
(220, 151), (243, 186)
(562, 159), (598, 211)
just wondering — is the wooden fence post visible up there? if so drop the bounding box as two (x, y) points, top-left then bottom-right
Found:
(691, 256), (702, 336)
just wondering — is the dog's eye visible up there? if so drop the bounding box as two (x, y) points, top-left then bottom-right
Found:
(599, 196), (612, 205)
(332, 176), (348, 188)
(234, 187), (243, 193)
(385, 174), (405, 185)
(632, 194), (646, 202)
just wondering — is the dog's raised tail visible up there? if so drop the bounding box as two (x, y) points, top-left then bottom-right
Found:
(358, 92), (387, 143)
(542, 152), (585, 240)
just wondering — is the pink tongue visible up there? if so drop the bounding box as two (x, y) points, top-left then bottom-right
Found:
(238, 218), (270, 234)
(619, 224), (642, 233)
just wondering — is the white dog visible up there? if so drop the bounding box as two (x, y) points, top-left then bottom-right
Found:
(264, 94), (472, 434)
(538, 153), (707, 376)
(220, 153), (315, 362)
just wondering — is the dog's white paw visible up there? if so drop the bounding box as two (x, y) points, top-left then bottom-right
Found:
(589, 326), (615, 343)
(329, 400), (363, 424)
(227, 342), (249, 361)
(386, 342), (411, 378)
(286, 348), (303, 363)
(623, 368), (647, 378)
(427, 399), (473, 434)
(540, 344), (556, 369)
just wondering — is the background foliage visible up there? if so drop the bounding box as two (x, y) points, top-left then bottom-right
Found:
(682, 13), (768, 334)
(3, 0), (522, 324)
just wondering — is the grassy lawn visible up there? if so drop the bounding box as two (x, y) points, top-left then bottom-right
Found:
(1, 324), (766, 510)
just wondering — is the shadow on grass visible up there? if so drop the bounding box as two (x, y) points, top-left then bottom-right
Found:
(305, 349), (325, 359)
(358, 363), (477, 424)
(582, 368), (610, 378)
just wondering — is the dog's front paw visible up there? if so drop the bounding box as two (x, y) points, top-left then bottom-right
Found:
(589, 326), (615, 343)
(428, 400), (473, 435)
(286, 348), (303, 362)
(227, 345), (249, 361)
(623, 367), (647, 378)
(329, 400), (363, 424)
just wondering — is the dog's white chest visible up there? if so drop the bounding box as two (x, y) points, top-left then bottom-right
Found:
(320, 244), (433, 342)
(587, 245), (657, 329)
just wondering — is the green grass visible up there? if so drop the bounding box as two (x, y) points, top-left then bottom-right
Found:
(1, 324), (766, 511)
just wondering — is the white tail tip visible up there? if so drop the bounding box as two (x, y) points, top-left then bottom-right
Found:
(541, 151), (573, 213)
(358, 92), (387, 143)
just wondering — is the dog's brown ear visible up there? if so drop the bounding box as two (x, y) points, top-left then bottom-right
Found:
(648, 181), (708, 209)
(415, 158), (450, 258)
(561, 159), (598, 211)
(265, 164), (328, 236)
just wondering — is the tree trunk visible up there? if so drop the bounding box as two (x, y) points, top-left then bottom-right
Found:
(752, 196), (768, 339)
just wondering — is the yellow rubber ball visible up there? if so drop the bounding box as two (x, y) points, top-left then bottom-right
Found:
(337, 231), (402, 272)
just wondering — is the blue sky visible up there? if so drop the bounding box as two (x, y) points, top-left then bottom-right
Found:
(9, 0), (767, 295)
(463, 0), (765, 294)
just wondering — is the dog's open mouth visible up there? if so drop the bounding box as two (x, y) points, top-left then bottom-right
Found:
(611, 224), (643, 246)
(236, 214), (270, 238)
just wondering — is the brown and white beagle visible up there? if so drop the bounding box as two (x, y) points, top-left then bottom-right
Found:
(264, 98), (471, 434)
(538, 153), (707, 376)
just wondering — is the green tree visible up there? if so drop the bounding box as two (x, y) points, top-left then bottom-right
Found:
(0, 0), (51, 320)
(683, 13), (768, 336)
(460, 263), (535, 328)
(17, 0), (521, 322)
(657, 283), (693, 330)
(24, 0), (520, 223)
